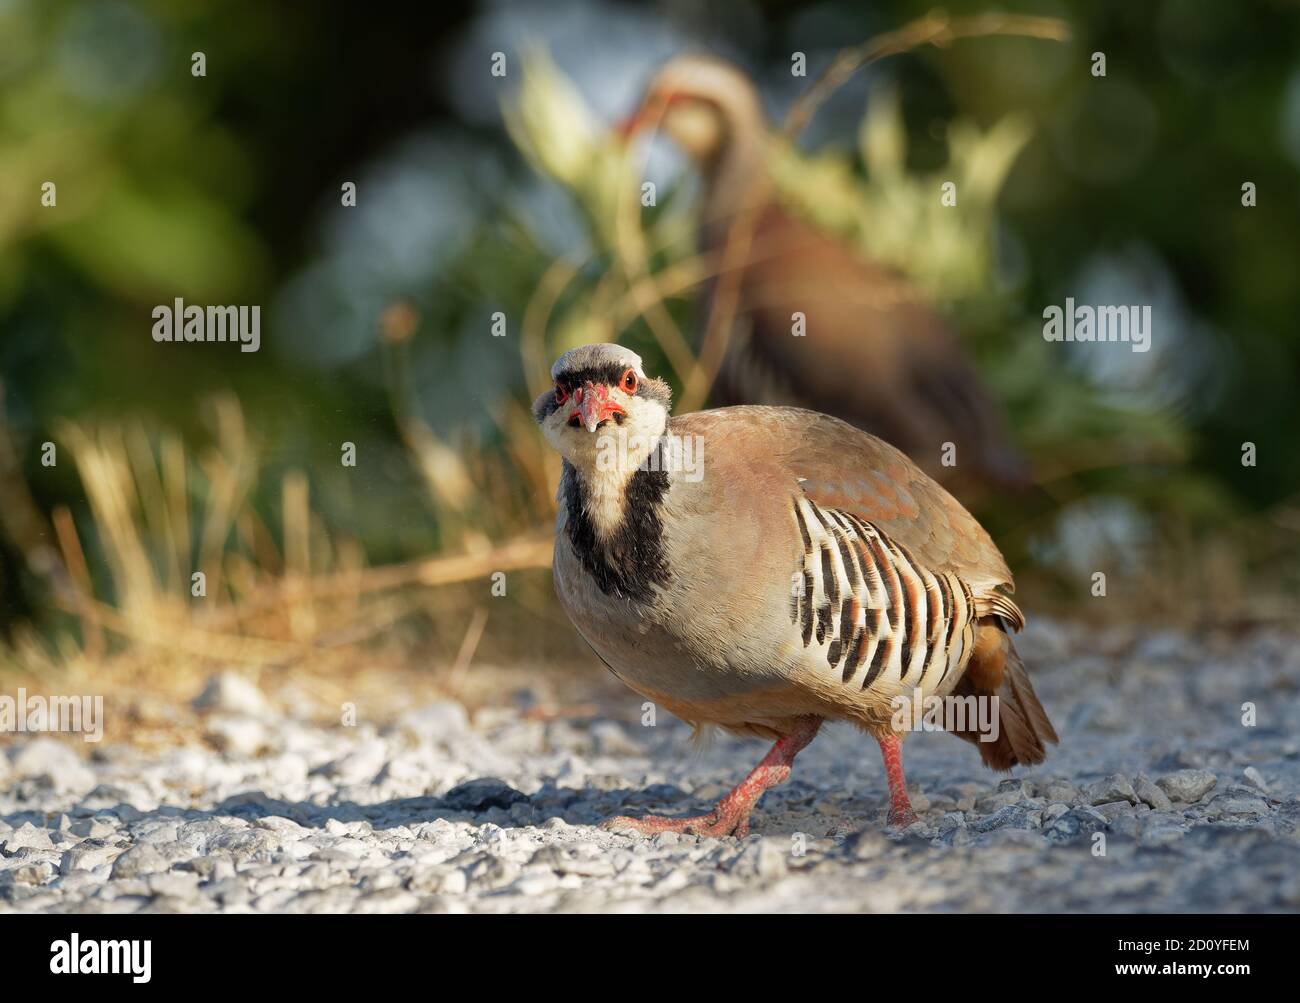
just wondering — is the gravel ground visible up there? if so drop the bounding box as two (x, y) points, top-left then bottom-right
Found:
(2, 620), (1299, 913)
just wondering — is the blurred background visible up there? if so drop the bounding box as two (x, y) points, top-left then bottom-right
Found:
(2, 0), (1299, 723)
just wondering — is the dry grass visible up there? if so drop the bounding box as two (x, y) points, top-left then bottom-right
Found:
(0, 383), (568, 731)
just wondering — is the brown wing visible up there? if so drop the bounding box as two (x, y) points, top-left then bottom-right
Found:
(671, 405), (1015, 594)
(787, 410), (1014, 592)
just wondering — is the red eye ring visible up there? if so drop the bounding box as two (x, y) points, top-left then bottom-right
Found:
(620, 368), (638, 393)
(554, 382), (569, 404)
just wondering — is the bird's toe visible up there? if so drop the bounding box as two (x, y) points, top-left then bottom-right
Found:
(602, 811), (747, 839)
(886, 807), (920, 829)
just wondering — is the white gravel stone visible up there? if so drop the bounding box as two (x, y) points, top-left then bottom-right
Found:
(9, 738), (96, 791)
(1133, 773), (1173, 810)
(193, 671), (271, 717)
(206, 716), (268, 757)
(2, 822), (57, 855)
(60, 842), (124, 874)
(388, 702), (469, 744)
(110, 844), (172, 879)
(317, 739), (389, 785)
(1, 623), (1296, 912)
(1157, 769), (1218, 803)
(1084, 773), (1138, 805)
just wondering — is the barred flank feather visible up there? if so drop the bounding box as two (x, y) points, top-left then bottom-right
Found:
(975, 590), (1025, 632)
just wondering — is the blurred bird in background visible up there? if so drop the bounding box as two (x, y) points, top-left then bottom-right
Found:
(618, 55), (1030, 492)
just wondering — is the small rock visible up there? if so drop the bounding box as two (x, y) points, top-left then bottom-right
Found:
(1157, 769), (1217, 803)
(1, 822), (56, 855)
(441, 778), (528, 812)
(970, 805), (1037, 833)
(970, 827), (1047, 849)
(317, 739), (389, 785)
(59, 841), (122, 875)
(193, 671), (270, 717)
(725, 838), (789, 879)
(390, 702), (470, 745)
(187, 856), (236, 882)
(407, 866), (458, 894)
(255, 816), (310, 837)
(1043, 807), (1108, 843)
(509, 872), (560, 897)
(110, 844), (171, 879)
(459, 852), (519, 890)
(355, 888), (420, 913)
(9, 739), (95, 791)
(146, 871), (200, 898)
(1206, 794), (1270, 819)
(590, 721), (642, 756)
(1041, 780), (1082, 804)
(530, 845), (616, 878)
(1084, 773), (1138, 806)
(8, 863), (52, 886)
(936, 812), (967, 835)
(1242, 767), (1269, 792)
(1140, 824), (1187, 848)
(975, 780), (1030, 813)
(439, 870), (468, 895)
(135, 823), (180, 846)
(1093, 800), (1136, 822)
(205, 716), (267, 757)
(1133, 774), (1172, 811)
(845, 829), (890, 859)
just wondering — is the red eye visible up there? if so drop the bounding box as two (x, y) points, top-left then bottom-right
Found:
(620, 369), (638, 393)
(554, 382), (568, 404)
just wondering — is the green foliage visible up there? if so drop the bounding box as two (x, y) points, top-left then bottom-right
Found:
(770, 86), (1033, 310)
(502, 48), (632, 252)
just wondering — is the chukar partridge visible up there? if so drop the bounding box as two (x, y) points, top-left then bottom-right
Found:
(535, 343), (1056, 835)
(619, 55), (1028, 490)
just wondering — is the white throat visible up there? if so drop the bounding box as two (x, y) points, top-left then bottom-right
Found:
(572, 424), (665, 541)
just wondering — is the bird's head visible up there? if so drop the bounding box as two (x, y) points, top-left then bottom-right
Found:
(616, 54), (765, 166)
(533, 344), (673, 469)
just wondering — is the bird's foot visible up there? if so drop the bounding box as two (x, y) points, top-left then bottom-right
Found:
(602, 807), (751, 839)
(877, 733), (920, 828)
(603, 717), (823, 840)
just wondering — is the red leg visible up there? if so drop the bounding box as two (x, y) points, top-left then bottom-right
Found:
(604, 717), (823, 838)
(877, 732), (918, 827)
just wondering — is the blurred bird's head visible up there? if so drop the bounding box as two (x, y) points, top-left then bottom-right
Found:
(616, 54), (766, 166)
(533, 343), (673, 469)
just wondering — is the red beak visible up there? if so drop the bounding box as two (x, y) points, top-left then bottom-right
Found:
(572, 382), (626, 432)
